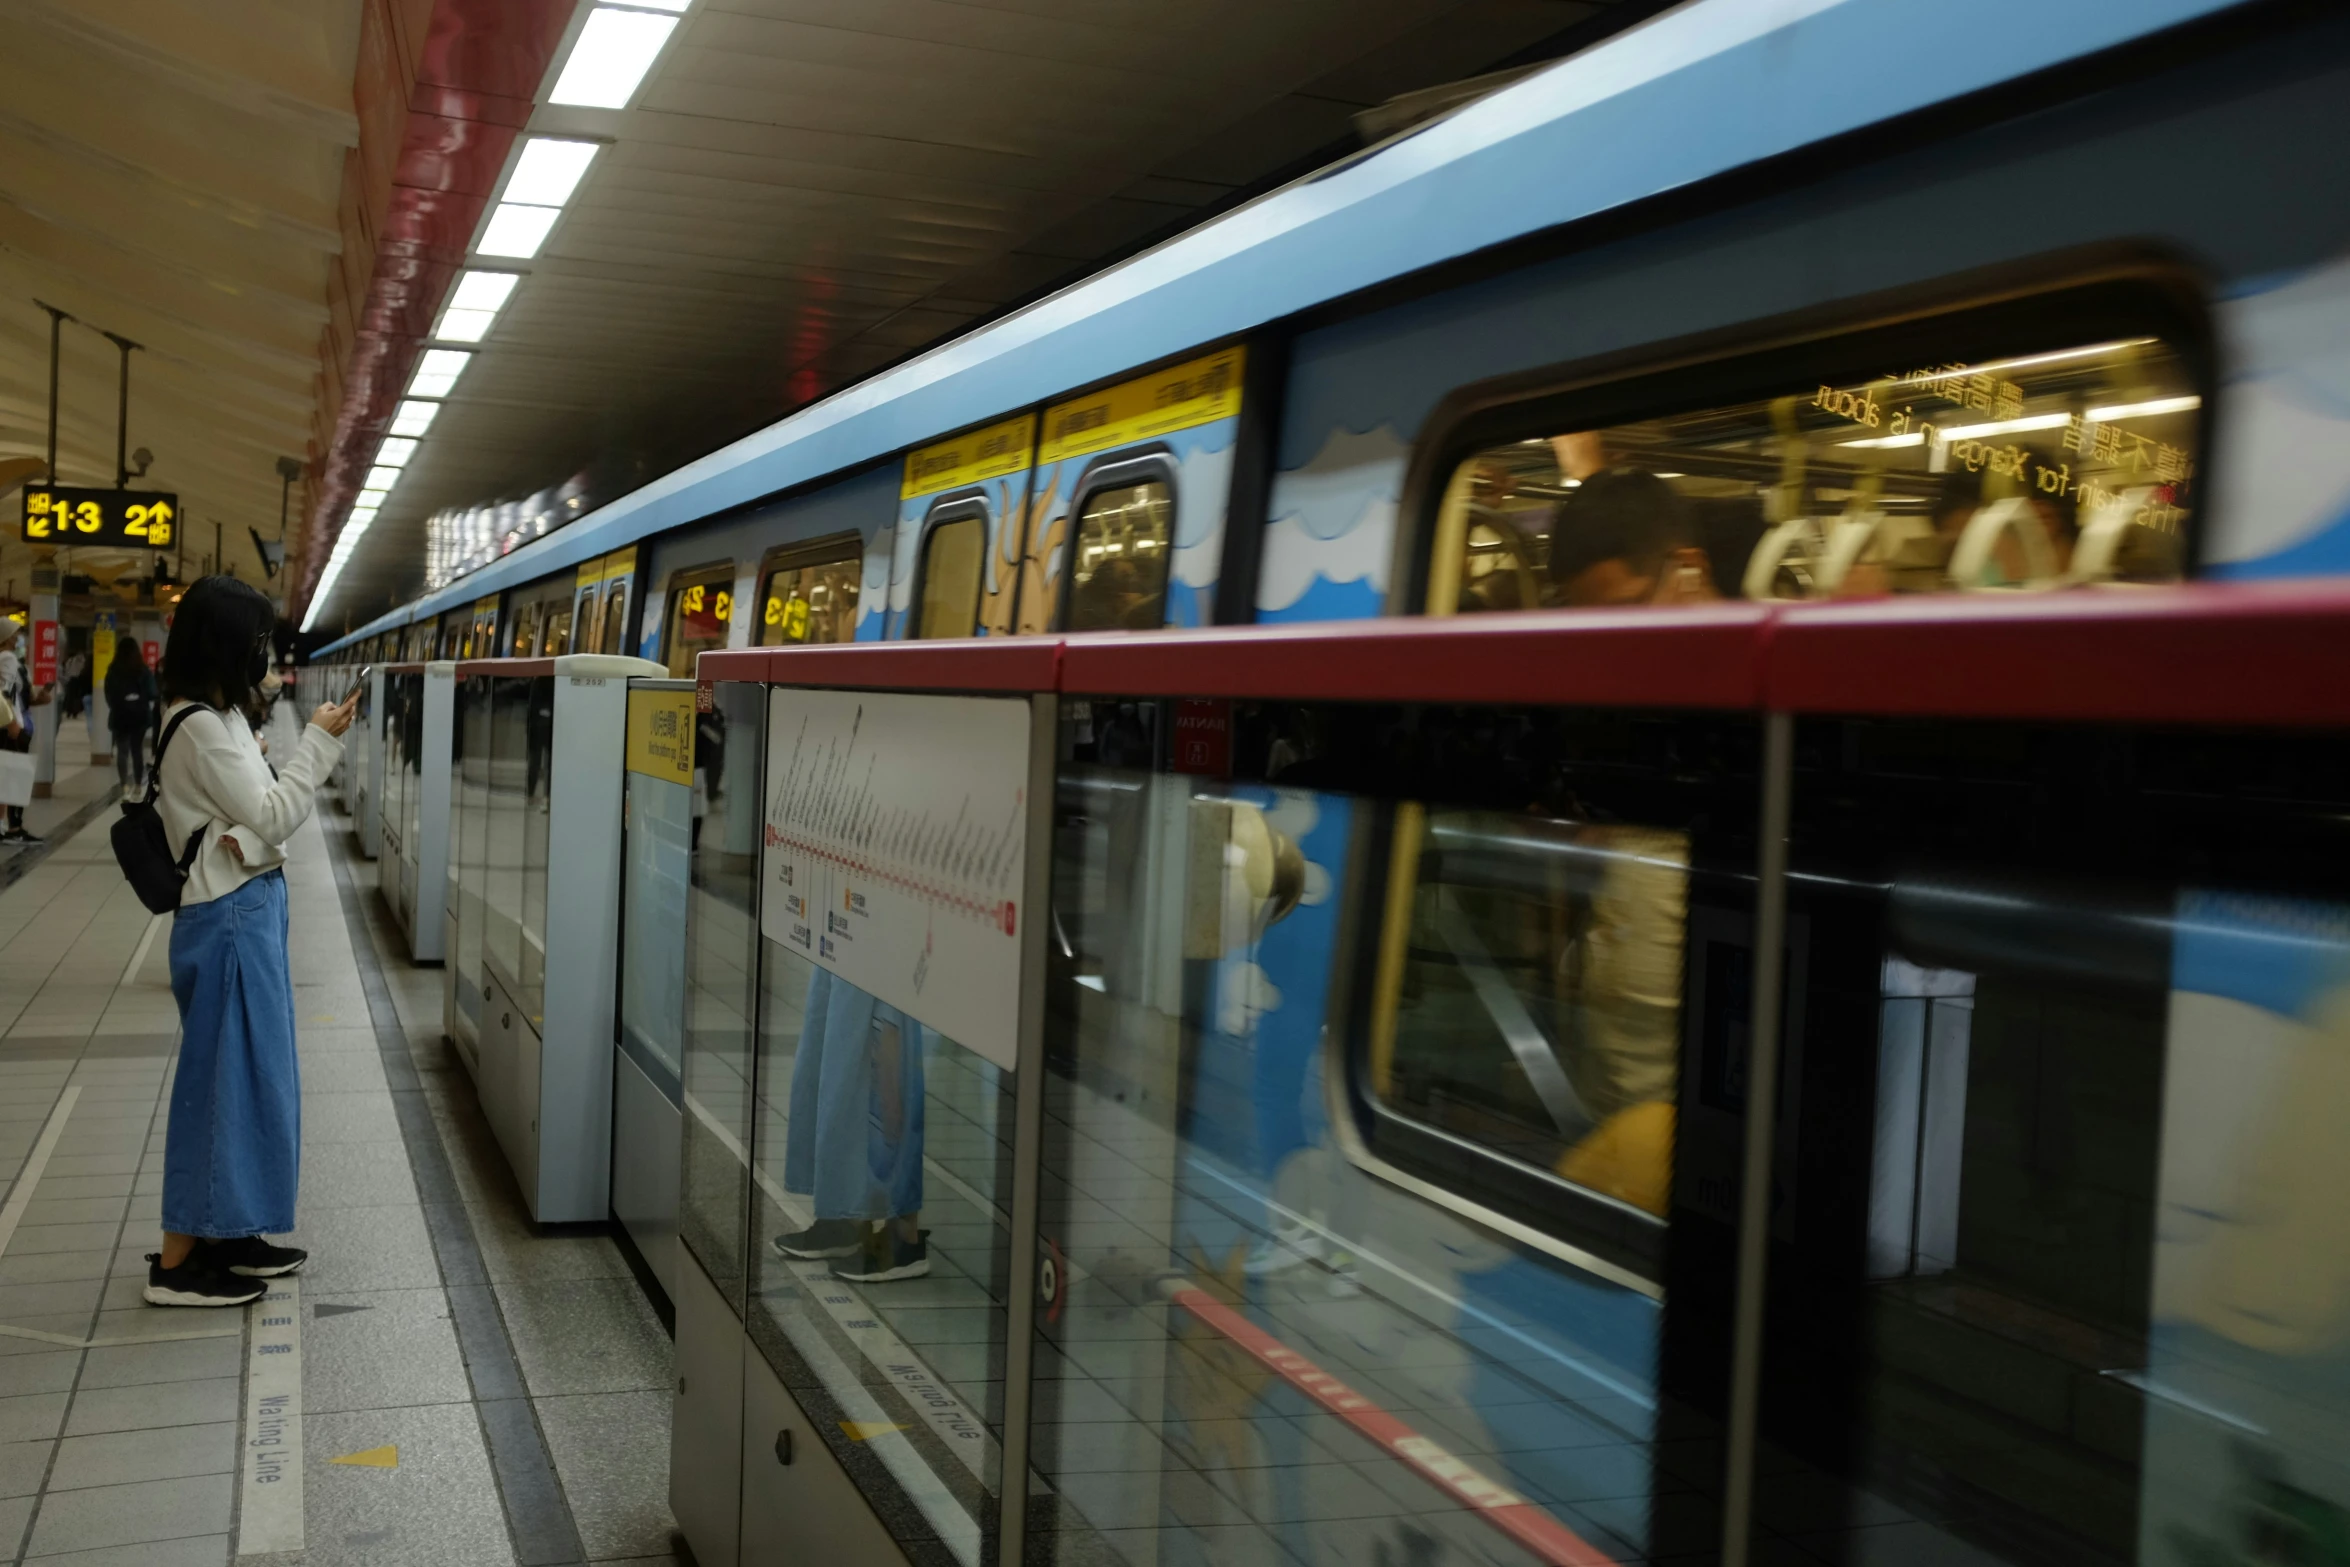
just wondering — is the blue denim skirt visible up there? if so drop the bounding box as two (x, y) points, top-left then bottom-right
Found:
(164, 869), (300, 1237)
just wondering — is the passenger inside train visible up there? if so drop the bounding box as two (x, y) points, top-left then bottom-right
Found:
(1437, 335), (2197, 614)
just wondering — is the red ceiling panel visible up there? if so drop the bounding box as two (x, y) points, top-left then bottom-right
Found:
(297, 0), (576, 616)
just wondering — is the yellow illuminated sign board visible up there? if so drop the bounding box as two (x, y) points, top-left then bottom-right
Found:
(625, 689), (695, 784)
(901, 414), (1036, 501)
(575, 546), (639, 591)
(1040, 346), (1244, 465)
(22, 485), (178, 548)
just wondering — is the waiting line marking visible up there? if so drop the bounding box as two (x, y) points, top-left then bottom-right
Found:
(122, 913), (166, 990)
(0, 1085), (80, 1260)
(238, 1275), (304, 1556)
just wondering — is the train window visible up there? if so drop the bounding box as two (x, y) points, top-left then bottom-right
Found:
(1367, 809), (1684, 1234)
(1430, 331), (2200, 613)
(660, 564), (735, 677)
(1064, 462), (1173, 632)
(539, 602), (570, 656)
(596, 579), (631, 654)
(507, 603), (540, 659)
(914, 502), (984, 639)
(755, 534), (860, 647)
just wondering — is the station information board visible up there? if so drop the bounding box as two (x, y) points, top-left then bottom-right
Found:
(20, 486), (178, 548)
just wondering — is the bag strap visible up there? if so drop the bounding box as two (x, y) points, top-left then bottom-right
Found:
(144, 705), (206, 808)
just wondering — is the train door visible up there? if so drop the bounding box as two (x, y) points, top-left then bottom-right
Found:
(753, 534), (862, 647)
(891, 414), (1036, 639)
(469, 594), (499, 659)
(659, 562), (737, 677)
(1023, 343), (1245, 632)
(601, 548), (638, 655)
(571, 559), (606, 653)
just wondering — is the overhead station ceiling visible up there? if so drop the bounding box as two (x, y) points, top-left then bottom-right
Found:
(306, 0), (1654, 631)
(0, 0), (363, 600)
(0, 0), (1650, 630)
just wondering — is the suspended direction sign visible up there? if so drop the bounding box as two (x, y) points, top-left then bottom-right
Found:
(20, 485), (178, 549)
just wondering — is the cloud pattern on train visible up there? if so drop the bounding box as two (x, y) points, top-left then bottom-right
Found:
(1255, 424), (1409, 622)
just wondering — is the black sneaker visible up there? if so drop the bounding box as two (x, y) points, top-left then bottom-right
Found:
(0, 829), (39, 845)
(773, 1219), (866, 1260)
(831, 1229), (930, 1283)
(143, 1254), (265, 1307)
(202, 1236), (308, 1277)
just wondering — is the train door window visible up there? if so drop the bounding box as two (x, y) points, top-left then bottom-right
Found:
(660, 564), (735, 678)
(1424, 310), (2202, 615)
(599, 579), (631, 654)
(755, 534), (861, 646)
(1062, 455), (1174, 632)
(1745, 717), (2350, 1567)
(914, 498), (985, 639)
(507, 602), (541, 659)
(540, 602), (571, 656)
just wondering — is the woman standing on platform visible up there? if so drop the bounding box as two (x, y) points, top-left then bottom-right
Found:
(143, 577), (356, 1308)
(105, 639), (159, 792)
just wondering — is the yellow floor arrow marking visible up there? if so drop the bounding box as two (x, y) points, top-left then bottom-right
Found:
(839, 1422), (908, 1442)
(329, 1445), (398, 1468)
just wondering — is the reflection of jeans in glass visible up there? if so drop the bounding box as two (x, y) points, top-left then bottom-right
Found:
(783, 968), (925, 1220)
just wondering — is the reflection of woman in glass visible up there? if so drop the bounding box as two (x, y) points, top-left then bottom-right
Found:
(772, 968), (929, 1281)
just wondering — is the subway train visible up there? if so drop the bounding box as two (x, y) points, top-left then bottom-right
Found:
(306, 3), (2350, 1564)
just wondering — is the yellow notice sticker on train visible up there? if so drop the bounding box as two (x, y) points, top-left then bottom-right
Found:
(626, 689), (696, 783)
(1040, 345), (1245, 465)
(901, 413), (1036, 500)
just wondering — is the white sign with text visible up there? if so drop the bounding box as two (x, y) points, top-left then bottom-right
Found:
(760, 687), (1030, 1071)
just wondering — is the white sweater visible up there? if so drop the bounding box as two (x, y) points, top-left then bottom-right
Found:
(156, 700), (343, 906)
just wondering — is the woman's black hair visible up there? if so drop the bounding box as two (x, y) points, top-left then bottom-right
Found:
(161, 576), (276, 711)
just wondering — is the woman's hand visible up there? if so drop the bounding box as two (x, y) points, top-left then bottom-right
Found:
(310, 693), (358, 738)
(221, 833), (245, 864)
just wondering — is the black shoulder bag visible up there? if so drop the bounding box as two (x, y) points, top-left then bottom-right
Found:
(112, 706), (210, 914)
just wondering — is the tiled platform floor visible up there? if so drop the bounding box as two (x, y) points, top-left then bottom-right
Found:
(0, 707), (681, 1565)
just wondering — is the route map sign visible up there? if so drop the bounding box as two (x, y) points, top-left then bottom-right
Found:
(21, 486), (177, 549)
(760, 687), (1032, 1070)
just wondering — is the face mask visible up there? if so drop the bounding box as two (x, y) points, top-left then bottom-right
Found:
(248, 643), (271, 687)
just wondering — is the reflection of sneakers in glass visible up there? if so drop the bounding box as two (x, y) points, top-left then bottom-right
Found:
(1244, 1218), (1326, 1277)
(203, 1236), (308, 1277)
(832, 1229), (930, 1283)
(773, 1219), (865, 1259)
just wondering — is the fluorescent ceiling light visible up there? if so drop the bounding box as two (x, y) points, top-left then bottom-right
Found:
(436, 308), (500, 344)
(450, 272), (520, 312)
(410, 349), (473, 398)
(621, 0), (690, 10)
(478, 203), (561, 259)
(377, 437), (419, 468)
(2087, 395), (2201, 422)
(1937, 413), (2072, 442)
(389, 400), (441, 438)
(505, 139), (600, 207)
(1903, 340), (2158, 383)
(1840, 433), (1926, 449)
(364, 464), (404, 491)
(549, 8), (679, 109)
(359, 486), (392, 502)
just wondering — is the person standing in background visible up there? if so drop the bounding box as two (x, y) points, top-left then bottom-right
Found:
(0, 619), (41, 844)
(105, 640), (160, 792)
